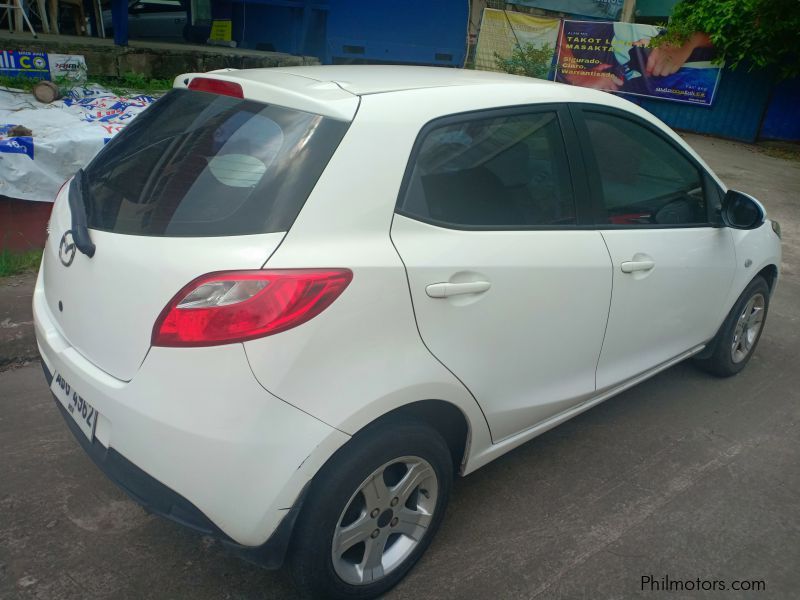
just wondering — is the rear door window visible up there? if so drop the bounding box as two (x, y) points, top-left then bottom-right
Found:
(84, 88), (349, 236)
(397, 110), (576, 229)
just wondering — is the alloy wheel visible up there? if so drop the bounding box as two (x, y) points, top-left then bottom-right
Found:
(331, 455), (439, 585)
(731, 293), (765, 364)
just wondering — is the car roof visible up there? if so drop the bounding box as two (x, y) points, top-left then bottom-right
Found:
(239, 65), (554, 95)
(176, 65), (633, 122)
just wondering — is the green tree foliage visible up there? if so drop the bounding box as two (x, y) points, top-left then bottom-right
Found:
(494, 43), (555, 79)
(654, 0), (800, 78)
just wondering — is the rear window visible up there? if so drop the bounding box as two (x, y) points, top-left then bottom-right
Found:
(83, 88), (349, 236)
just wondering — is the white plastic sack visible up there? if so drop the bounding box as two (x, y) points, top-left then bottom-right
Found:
(0, 85), (157, 202)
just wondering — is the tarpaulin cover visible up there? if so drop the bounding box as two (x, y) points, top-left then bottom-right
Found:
(0, 85), (157, 202)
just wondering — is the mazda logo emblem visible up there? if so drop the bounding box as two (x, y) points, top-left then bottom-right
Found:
(59, 231), (77, 267)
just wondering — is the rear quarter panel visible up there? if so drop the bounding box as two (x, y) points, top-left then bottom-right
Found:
(242, 93), (494, 468)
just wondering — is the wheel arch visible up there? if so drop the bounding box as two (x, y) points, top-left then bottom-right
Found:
(698, 265), (776, 361)
(271, 397), (475, 567)
(352, 399), (472, 475)
(757, 263), (778, 294)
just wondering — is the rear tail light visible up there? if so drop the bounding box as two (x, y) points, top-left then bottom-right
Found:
(187, 77), (244, 98)
(152, 269), (352, 347)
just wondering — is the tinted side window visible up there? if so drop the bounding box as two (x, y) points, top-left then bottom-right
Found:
(398, 111), (576, 228)
(583, 112), (708, 226)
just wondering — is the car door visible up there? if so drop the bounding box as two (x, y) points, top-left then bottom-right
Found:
(570, 105), (737, 391)
(390, 105), (612, 442)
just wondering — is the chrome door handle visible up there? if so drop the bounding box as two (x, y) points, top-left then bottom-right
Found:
(426, 281), (491, 298)
(621, 260), (655, 273)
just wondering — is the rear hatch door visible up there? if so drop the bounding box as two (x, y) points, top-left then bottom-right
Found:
(42, 86), (350, 381)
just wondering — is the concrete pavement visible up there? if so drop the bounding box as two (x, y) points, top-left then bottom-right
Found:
(0, 274), (36, 370)
(1, 134), (798, 599)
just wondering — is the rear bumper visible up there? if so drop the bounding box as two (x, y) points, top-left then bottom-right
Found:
(33, 270), (350, 553)
(42, 361), (302, 567)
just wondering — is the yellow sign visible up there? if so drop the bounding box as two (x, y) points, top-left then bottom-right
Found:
(475, 9), (561, 72)
(209, 19), (232, 42)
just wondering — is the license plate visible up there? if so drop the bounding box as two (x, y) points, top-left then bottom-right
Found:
(51, 372), (98, 441)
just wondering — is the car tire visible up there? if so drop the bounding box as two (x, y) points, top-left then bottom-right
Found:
(288, 418), (453, 600)
(693, 276), (770, 378)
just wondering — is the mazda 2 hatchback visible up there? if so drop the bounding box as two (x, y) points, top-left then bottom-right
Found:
(34, 66), (782, 599)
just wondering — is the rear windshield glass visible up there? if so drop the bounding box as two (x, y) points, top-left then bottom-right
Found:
(83, 88), (349, 236)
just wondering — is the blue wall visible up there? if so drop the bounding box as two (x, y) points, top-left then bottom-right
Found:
(628, 67), (776, 143)
(326, 0), (468, 66)
(230, 0), (468, 67)
(230, 1), (328, 57)
(760, 77), (800, 141)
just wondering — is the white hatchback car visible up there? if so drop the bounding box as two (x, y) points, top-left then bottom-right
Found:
(35, 66), (781, 599)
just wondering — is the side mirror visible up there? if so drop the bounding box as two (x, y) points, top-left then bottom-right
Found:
(721, 190), (764, 230)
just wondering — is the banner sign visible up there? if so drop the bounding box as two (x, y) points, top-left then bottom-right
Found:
(0, 50), (86, 82)
(48, 53), (88, 82)
(554, 20), (723, 106)
(475, 9), (560, 73)
(0, 50), (50, 79)
(514, 0), (624, 20)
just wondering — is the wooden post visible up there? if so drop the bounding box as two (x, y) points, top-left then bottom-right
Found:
(49, 0), (58, 33)
(621, 0), (636, 22)
(36, 0), (49, 32)
(14, 0), (22, 32)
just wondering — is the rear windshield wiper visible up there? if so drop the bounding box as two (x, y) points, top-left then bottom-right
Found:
(68, 169), (96, 258)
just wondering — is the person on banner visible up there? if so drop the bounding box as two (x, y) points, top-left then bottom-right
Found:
(556, 21), (716, 97)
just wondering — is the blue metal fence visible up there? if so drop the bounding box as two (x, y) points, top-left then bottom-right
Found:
(628, 66), (776, 142)
(760, 77), (800, 142)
